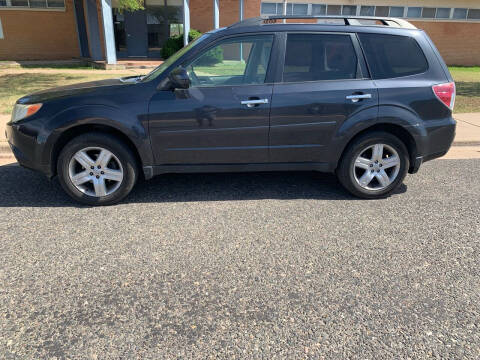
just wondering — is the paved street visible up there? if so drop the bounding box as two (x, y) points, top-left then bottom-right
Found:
(1, 159), (479, 359)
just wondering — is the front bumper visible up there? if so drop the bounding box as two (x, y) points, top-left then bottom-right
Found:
(5, 120), (53, 178)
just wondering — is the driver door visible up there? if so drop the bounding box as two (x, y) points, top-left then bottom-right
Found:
(148, 34), (274, 165)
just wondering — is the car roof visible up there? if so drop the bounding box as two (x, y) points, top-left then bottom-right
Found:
(215, 15), (421, 37)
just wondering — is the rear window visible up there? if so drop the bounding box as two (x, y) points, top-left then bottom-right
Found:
(283, 33), (358, 82)
(358, 33), (428, 79)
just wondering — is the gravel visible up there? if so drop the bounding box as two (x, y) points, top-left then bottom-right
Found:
(0, 159), (479, 359)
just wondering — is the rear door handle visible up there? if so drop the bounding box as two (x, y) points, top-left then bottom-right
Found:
(241, 99), (269, 108)
(346, 94), (372, 103)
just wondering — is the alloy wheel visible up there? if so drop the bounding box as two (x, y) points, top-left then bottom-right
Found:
(352, 143), (401, 191)
(68, 147), (124, 197)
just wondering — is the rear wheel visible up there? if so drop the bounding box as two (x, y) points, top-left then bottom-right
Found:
(57, 133), (138, 205)
(336, 131), (409, 199)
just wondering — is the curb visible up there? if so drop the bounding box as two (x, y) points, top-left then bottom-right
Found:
(452, 141), (480, 146)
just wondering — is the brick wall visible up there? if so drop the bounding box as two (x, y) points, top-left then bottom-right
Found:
(0, 2), (80, 60)
(411, 21), (480, 66)
(190, 0), (261, 33)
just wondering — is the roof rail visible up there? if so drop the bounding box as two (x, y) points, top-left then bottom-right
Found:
(229, 15), (417, 30)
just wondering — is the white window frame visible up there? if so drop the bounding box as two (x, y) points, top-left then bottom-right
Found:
(0, 0), (65, 10)
(257, 2), (480, 23)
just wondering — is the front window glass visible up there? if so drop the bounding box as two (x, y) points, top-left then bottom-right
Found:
(283, 34), (358, 82)
(185, 35), (273, 87)
(142, 34), (210, 82)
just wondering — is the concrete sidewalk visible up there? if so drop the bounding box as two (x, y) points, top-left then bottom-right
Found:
(1, 113), (480, 163)
(454, 113), (480, 145)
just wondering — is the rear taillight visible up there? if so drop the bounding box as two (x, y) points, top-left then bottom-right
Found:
(432, 82), (455, 110)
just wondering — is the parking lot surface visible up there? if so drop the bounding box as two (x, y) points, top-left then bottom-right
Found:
(1, 159), (479, 359)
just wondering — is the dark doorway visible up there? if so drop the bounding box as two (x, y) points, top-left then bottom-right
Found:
(112, 0), (183, 59)
(125, 10), (149, 57)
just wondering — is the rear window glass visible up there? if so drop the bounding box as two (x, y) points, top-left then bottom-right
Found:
(283, 34), (358, 82)
(358, 33), (428, 79)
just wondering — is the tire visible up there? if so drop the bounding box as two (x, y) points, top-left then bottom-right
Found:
(57, 132), (138, 206)
(336, 131), (409, 199)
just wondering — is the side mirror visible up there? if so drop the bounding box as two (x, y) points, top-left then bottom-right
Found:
(168, 66), (190, 90)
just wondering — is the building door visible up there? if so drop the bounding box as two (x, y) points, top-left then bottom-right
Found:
(125, 10), (148, 57)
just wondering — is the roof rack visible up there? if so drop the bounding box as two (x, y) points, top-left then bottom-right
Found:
(229, 15), (417, 30)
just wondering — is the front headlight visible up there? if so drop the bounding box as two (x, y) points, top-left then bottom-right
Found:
(11, 103), (42, 123)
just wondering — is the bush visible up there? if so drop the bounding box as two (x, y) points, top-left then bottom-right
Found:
(161, 29), (203, 60)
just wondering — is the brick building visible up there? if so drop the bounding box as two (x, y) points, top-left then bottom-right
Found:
(0, 0), (479, 65)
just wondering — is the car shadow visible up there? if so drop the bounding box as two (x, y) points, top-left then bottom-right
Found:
(0, 164), (407, 207)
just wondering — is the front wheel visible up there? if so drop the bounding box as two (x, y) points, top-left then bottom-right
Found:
(336, 131), (410, 199)
(57, 133), (138, 206)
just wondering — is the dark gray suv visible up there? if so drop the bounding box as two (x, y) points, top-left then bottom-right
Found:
(6, 15), (456, 205)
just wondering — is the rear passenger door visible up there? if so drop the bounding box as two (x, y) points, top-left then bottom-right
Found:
(269, 32), (378, 163)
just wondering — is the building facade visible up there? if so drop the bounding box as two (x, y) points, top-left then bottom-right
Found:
(0, 0), (479, 65)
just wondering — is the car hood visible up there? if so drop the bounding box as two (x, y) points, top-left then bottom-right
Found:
(18, 77), (135, 104)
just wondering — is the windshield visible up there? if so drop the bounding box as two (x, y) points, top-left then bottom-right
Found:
(141, 34), (211, 82)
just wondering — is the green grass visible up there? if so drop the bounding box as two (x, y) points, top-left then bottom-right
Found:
(0, 72), (127, 115)
(449, 66), (480, 113)
(194, 60), (246, 76)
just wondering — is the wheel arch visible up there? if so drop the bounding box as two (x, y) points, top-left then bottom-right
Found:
(50, 124), (144, 178)
(336, 123), (418, 173)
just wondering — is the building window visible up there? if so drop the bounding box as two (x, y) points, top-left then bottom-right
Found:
(261, 3), (277, 15)
(452, 8), (468, 19)
(422, 7), (436, 18)
(342, 5), (356, 16)
(407, 7), (422, 18)
(360, 6), (374, 16)
(375, 6), (389, 17)
(389, 6), (404, 18)
(258, 3), (480, 22)
(0, 18), (3, 39)
(292, 4), (308, 15)
(47, 0), (64, 7)
(0, 0), (64, 8)
(326, 5), (341, 15)
(30, 0), (47, 7)
(10, 0), (29, 6)
(312, 4), (326, 15)
(436, 8), (451, 19)
(468, 9), (480, 20)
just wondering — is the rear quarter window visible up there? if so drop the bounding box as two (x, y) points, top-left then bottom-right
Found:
(358, 33), (428, 79)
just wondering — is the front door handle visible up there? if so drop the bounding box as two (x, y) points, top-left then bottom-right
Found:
(346, 94), (372, 103)
(241, 98), (269, 108)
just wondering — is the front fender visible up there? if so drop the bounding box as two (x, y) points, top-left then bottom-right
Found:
(39, 104), (154, 168)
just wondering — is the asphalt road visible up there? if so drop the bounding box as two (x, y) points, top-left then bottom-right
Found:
(1, 159), (479, 359)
